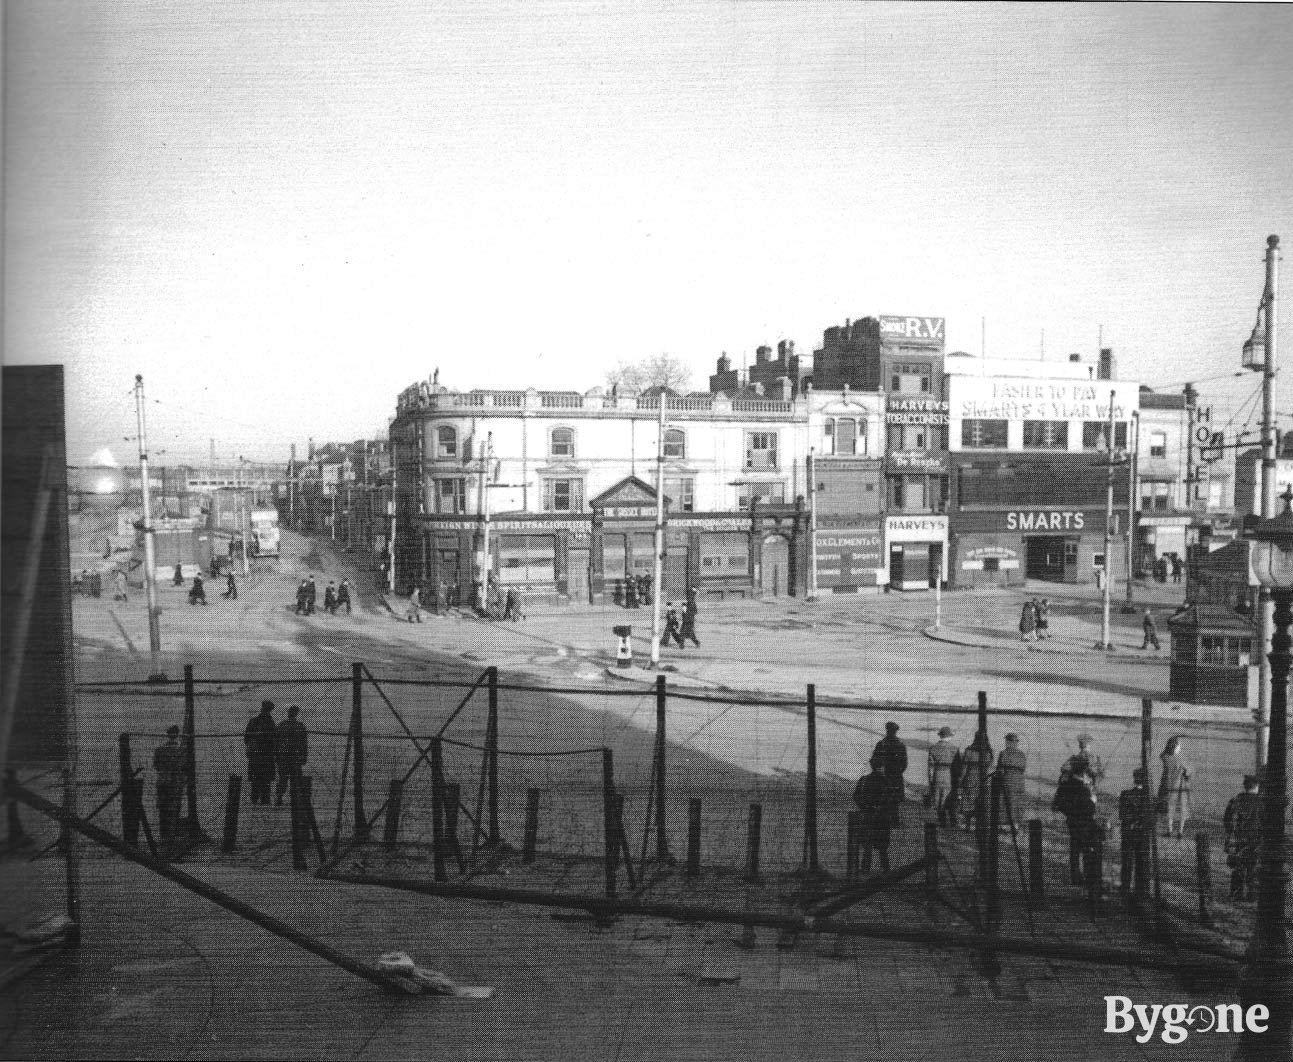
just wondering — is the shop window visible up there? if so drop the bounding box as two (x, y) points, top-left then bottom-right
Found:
(737, 481), (785, 510)
(498, 534), (556, 585)
(700, 532), (749, 575)
(961, 419), (1008, 448)
(550, 427), (575, 459)
(1081, 422), (1128, 451)
(746, 431), (778, 469)
(664, 477), (694, 513)
(542, 477), (583, 512)
(436, 426), (458, 458)
(664, 428), (686, 460)
(1023, 420), (1068, 449)
(436, 478), (466, 514)
(1149, 431), (1167, 458)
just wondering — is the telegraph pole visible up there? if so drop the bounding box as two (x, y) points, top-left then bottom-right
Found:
(1256, 235), (1281, 771)
(478, 432), (494, 614)
(1122, 409), (1139, 613)
(134, 375), (166, 682)
(1097, 391), (1116, 651)
(649, 396), (667, 668)
(807, 449), (819, 602)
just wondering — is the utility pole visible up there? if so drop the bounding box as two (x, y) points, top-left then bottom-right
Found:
(134, 375), (166, 682)
(1122, 409), (1139, 613)
(649, 396), (667, 668)
(807, 449), (819, 602)
(478, 432), (494, 614)
(1256, 235), (1281, 771)
(1097, 390), (1116, 651)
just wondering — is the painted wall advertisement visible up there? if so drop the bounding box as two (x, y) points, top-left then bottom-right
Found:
(878, 316), (945, 344)
(886, 396), (950, 425)
(950, 377), (1139, 423)
(815, 528), (883, 588)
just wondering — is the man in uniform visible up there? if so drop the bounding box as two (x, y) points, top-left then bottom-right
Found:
(1224, 773), (1262, 902)
(871, 722), (908, 822)
(1117, 767), (1153, 903)
(997, 733), (1027, 829)
(243, 700), (277, 806)
(274, 705), (309, 807)
(927, 726), (957, 828)
(153, 724), (187, 848)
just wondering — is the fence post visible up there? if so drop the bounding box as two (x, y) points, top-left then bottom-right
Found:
(1195, 832), (1213, 926)
(1087, 833), (1104, 916)
(383, 780), (403, 849)
(221, 774), (241, 853)
(431, 738), (446, 883)
(1142, 697), (1160, 912)
(487, 666), (499, 844)
(803, 684), (819, 872)
(289, 767), (307, 871)
(1028, 819), (1044, 905)
(986, 773), (1003, 929)
(746, 802), (762, 881)
(351, 663), (368, 842)
(686, 798), (701, 879)
(613, 793), (636, 888)
(522, 788), (540, 864)
(846, 811), (861, 884)
(654, 675), (669, 863)
(300, 775), (326, 866)
(445, 783), (464, 872)
(976, 691), (989, 882)
(924, 822), (939, 894)
(119, 734), (139, 847)
(182, 664), (199, 830)
(602, 748), (617, 899)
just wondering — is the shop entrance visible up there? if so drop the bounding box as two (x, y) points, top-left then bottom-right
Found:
(759, 535), (789, 597)
(1025, 536), (1072, 582)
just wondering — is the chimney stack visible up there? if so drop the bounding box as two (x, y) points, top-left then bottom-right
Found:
(1098, 347), (1116, 381)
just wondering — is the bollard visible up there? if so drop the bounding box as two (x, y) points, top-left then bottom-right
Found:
(221, 774), (241, 853)
(612, 625), (633, 669)
(686, 799), (701, 879)
(522, 788), (540, 864)
(289, 769), (307, 871)
(924, 823), (939, 893)
(845, 811), (861, 884)
(383, 780), (404, 849)
(1195, 832), (1213, 926)
(746, 802), (762, 881)
(1028, 819), (1044, 905)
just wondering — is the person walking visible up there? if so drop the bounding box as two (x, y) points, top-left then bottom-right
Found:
(872, 722), (908, 821)
(1157, 735), (1191, 839)
(1053, 768), (1099, 887)
(323, 581), (337, 615)
(114, 569), (129, 602)
(305, 575), (317, 615)
(1171, 554), (1183, 584)
(273, 705), (309, 807)
(1019, 599), (1037, 642)
(927, 726), (958, 828)
(223, 571), (238, 600)
(853, 755), (894, 874)
(1141, 608), (1161, 651)
(434, 580), (448, 616)
(152, 724), (187, 848)
(188, 573), (207, 606)
(1036, 599), (1051, 640)
(337, 579), (353, 615)
(996, 732), (1027, 828)
(295, 579), (310, 615)
(504, 587), (524, 622)
(1117, 767), (1153, 902)
(1224, 773), (1262, 902)
(243, 701), (277, 806)
(664, 604), (683, 650)
(172, 563), (184, 587)
(406, 585), (423, 623)
(959, 731), (994, 832)
(680, 589), (701, 648)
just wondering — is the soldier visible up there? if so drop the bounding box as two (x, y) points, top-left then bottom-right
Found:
(996, 732), (1027, 828)
(1141, 608), (1161, 651)
(153, 724), (187, 847)
(871, 722), (908, 821)
(243, 701), (277, 806)
(959, 731), (994, 833)
(337, 579), (353, 615)
(273, 705), (309, 807)
(927, 726), (957, 828)
(1063, 733), (1105, 795)
(1117, 767), (1153, 901)
(1224, 774), (1262, 902)
(853, 754), (894, 874)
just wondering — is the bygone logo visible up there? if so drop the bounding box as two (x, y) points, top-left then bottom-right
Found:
(1105, 996), (1268, 1044)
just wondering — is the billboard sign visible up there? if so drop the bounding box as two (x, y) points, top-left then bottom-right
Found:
(886, 396), (950, 425)
(949, 376), (1139, 423)
(879, 316), (945, 344)
(815, 528), (883, 588)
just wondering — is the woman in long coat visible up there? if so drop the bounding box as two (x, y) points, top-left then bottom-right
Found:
(1158, 735), (1191, 840)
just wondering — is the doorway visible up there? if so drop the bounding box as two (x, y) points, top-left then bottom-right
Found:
(760, 535), (789, 597)
(1025, 536), (1069, 582)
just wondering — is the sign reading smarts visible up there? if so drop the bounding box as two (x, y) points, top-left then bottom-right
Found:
(879, 316), (945, 344)
(1007, 511), (1086, 531)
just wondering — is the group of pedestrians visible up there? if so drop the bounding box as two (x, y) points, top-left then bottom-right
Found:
(662, 591), (701, 650)
(1018, 598), (1050, 642)
(295, 575), (353, 616)
(242, 700), (309, 806)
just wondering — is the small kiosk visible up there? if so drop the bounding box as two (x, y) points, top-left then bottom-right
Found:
(1167, 604), (1257, 708)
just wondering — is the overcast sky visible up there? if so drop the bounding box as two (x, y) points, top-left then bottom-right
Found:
(4, 2), (1291, 466)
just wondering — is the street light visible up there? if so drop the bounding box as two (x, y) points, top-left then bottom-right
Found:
(1238, 484), (1293, 1057)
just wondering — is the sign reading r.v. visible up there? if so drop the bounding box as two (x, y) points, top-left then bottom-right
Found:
(878, 316), (945, 342)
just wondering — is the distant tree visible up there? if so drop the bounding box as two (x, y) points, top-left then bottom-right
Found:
(604, 354), (692, 394)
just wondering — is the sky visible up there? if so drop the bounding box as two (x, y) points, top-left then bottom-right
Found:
(4, 1), (1292, 467)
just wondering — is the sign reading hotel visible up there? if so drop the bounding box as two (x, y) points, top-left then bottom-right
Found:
(878, 316), (945, 344)
(952, 377), (1138, 422)
(886, 396), (950, 425)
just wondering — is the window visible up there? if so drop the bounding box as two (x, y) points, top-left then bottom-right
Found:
(1149, 431), (1167, 458)
(664, 477), (694, 513)
(550, 427), (575, 458)
(746, 432), (778, 469)
(542, 478), (583, 512)
(436, 426), (457, 458)
(700, 532), (749, 575)
(1023, 420), (1068, 449)
(436, 478), (466, 514)
(498, 534), (556, 585)
(1201, 636), (1253, 667)
(1141, 482), (1171, 511)
(1081, 422), (1128, 451)
(890, 363), (932, 394)
(961, 419), (1008, 448)
(737, 481), (785, 510)
(827, 418), (858, 455)
(663, 429), (686, 460)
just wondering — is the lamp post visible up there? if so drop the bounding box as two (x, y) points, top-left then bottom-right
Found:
(1239, 485), (1293, 1057)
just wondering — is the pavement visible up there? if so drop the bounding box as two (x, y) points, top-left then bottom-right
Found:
(2, 531), (1272, 1060)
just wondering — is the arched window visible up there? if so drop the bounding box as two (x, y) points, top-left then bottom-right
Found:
(436, 426), (457, 458)
(550, 427), (575, 458)
(664, 428), (686, 460)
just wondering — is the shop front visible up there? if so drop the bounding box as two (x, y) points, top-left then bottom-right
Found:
(814, 521), (884, 593)
(884, 513), (948, 591)
(949, 508), (1110, 588)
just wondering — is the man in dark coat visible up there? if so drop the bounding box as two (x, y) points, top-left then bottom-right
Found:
(680, 589), (700, 647)
(295, 579), (310, 615)
(243, 701), (277, 806)
(1117, 767), (1153, 901)
(188, 573), (207, 606)
(1054, 769), (1099, 887)
(664, 604), (683, 649)
(153, 724), (187, 846)
(854, 754), (894, 873)
(223, 571), (237, 599)
(305, 575), (317, 615)
(337, 579), (353, 614)
(274, 705), (309, 806)
(1224, 773), (1262, 901)
(871, 722), (908, 822)
(172, 563), (184, 587)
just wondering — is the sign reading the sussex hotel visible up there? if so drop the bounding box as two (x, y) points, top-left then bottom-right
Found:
(885, 396), (950, 425)
(878, 316), (945, 343)
(954, 377), (1138, 421)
